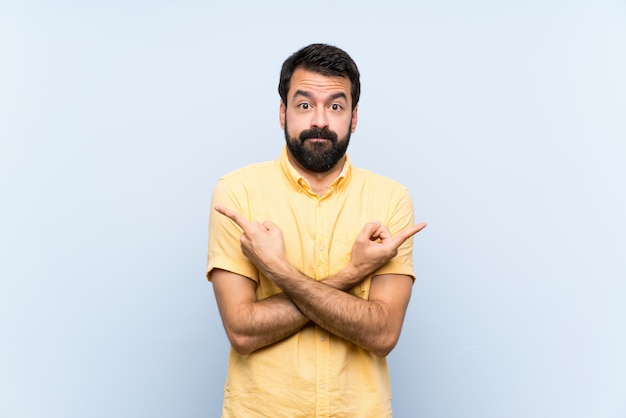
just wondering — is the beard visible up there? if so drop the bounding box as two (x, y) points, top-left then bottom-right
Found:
(284, 120), (351, 173)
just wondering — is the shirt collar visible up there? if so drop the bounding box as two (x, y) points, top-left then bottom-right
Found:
(279, 146), (352, 194)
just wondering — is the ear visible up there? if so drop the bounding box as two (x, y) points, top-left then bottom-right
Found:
(279, 100), (286, 129)
(350, 105), (358, 133)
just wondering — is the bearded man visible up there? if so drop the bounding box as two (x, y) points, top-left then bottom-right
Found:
(206, 43), (427, 418)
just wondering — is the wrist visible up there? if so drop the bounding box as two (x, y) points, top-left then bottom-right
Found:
(331, 262), (368, 290)
(264, 259), (298, 285)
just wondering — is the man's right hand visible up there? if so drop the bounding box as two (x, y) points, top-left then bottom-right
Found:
(214, 205), (290, 277)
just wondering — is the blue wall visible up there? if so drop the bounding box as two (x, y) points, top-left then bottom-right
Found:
(1, 1), (625, 417)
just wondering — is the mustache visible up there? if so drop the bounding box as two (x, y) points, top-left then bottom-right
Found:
(299, 127), (338, 142)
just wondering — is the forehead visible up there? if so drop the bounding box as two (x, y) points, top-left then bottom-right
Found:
(288, 68), (352, 101)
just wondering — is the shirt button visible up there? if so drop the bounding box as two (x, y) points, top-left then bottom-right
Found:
(320, 383), (325, 389)
(320, 335), (326, 342)
(319, 246), (324, 252)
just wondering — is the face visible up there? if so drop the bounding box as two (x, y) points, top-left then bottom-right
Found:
(280, 68), (358, 173)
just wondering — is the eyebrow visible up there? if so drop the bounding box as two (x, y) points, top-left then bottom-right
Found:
(293, 90), (348, 102)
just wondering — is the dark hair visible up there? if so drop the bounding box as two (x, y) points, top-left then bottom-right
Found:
(278, 43), (361, 110)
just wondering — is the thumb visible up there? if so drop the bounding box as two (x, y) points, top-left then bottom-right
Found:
(262, 220), (278, 230)
(357, 221), (382, 241)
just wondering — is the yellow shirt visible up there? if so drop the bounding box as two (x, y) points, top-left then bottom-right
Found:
(207, 147), (415, 418)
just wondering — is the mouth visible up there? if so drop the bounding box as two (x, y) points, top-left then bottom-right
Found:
(303, 137), (333, 147)
(299, 128), (338, 143)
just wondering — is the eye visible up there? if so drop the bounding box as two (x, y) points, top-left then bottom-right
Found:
(298, 102), (311, 110)
(330, 103), (343, 111)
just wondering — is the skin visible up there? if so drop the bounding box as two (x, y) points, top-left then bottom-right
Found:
(211, 68), (427, 357)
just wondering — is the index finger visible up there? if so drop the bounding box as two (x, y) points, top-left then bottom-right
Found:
(214, 205), (252, 233)
(392, 222), (428, 247)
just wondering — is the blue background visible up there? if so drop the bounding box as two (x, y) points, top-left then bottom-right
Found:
(1, 1), (625, 417)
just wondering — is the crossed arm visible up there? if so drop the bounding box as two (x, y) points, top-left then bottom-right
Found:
(211, 206), (426, 357)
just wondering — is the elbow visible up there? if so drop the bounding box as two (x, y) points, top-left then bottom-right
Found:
(223, 326), (257, 355)
(228, 332), (256, 355)
(371, 342), (396, 358)
(370, 332), (400, 358)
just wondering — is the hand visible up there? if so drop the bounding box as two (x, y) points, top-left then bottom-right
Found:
(348, 221), (427, 277)
(215, 206), (289, 275)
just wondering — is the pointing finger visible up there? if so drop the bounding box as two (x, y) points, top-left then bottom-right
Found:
(215, 206), (252, 233)
(392, 222), (427, 246)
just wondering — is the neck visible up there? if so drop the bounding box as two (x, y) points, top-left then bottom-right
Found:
(287, 153), (345, 196)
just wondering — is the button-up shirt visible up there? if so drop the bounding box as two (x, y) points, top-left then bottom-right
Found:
(207, 147), (415, 417)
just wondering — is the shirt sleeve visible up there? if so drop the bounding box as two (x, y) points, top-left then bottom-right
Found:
(206, 177), (259, 283)
(373, 188), (416, 281)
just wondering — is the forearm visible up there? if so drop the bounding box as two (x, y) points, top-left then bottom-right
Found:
(267, 265), (401, 357)
(212, 268), (309, 354)
(320, 262), (370, 292)
(214, 267), (367, 355)
(230, 292), (310, 354)
(211, 207), (422, 356)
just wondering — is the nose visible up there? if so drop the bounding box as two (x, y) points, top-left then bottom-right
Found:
(311, 106), (329, 129)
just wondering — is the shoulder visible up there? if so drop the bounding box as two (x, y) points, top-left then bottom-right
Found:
(211, 158), (287, 210)
(215, 159), (283, 191)
(347, 166), (413, 218)
(220, 159), (280, 182)
(349, 165), (408, 193)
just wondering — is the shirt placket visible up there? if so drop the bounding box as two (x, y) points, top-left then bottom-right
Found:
(313, 196), (330, 417)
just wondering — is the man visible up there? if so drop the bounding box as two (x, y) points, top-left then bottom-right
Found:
(206, 43), (427, 417)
